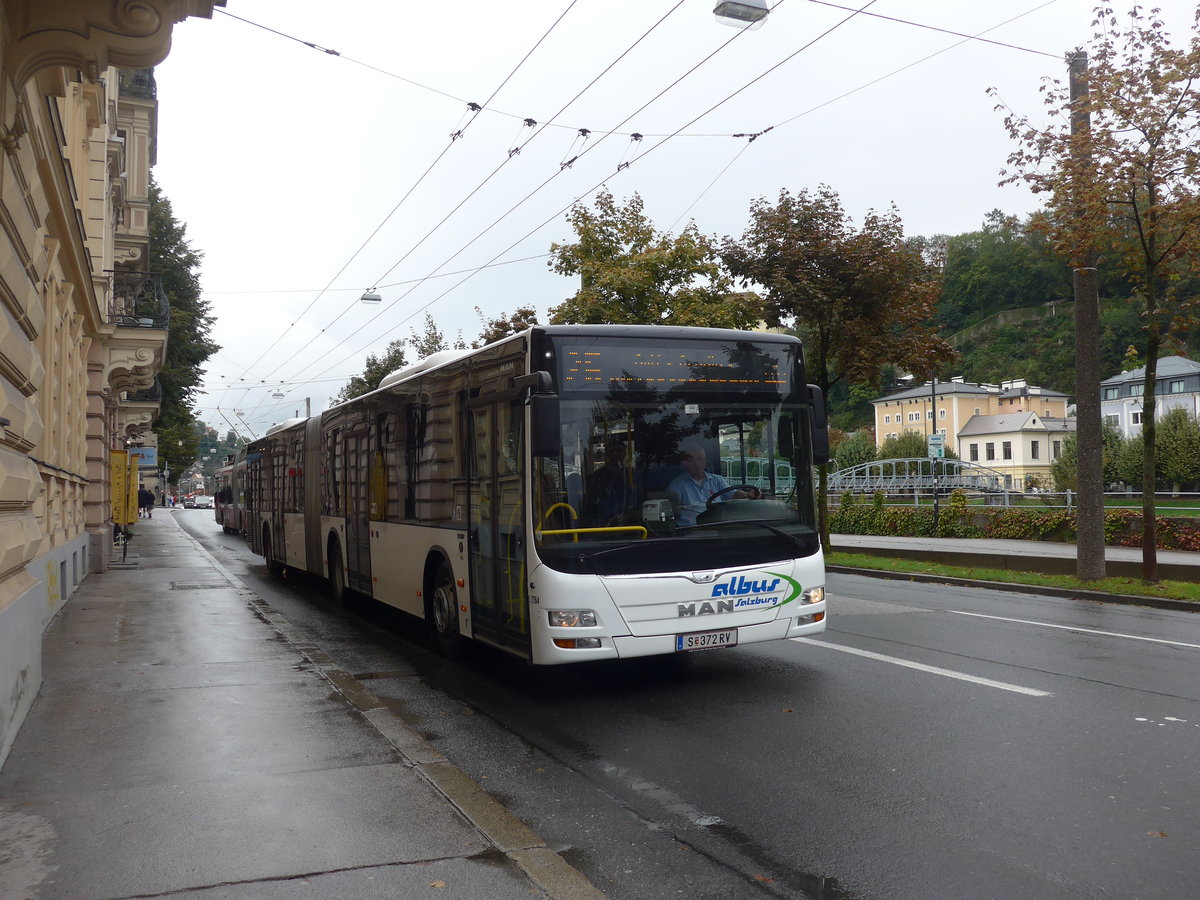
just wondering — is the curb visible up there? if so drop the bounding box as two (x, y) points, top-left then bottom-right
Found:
(180, 517), (606, 900)
(827, 564), (1200, 613)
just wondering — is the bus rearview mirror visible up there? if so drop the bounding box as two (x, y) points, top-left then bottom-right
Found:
(529, 393), (559, 457)
(808, 384), (830, 465)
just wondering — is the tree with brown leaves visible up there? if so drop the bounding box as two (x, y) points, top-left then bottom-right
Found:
(994, 5), (1200, 582)
(723, 185), (955, 550)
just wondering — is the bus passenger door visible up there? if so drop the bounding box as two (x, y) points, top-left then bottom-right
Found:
(344, 428), (372, 594)
(467, 397), (529, 654)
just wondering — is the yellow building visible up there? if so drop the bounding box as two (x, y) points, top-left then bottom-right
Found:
(870, 377), (1072, 490)
(0, 0), (223, 766)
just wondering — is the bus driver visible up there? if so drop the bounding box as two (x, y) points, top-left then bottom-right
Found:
(668, 438), (758, 527)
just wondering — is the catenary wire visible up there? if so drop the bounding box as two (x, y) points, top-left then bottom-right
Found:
(223, 1), (583, 411)
(259, 0), (724, 388)
(202, 253), (551, 295)
(214, 0), (1065, 408)
(267, 3), (774, 388)
(668, 0), (1065, 231)
(279, 0), (888, 389)
(214, 6), (740, 139)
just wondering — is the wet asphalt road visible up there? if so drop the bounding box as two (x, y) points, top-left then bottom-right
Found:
(181, 510), (1200, 899)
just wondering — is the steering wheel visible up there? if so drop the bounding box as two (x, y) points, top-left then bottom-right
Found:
(706, 484), (760, 508)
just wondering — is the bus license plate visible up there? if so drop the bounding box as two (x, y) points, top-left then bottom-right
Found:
(676, 628), (738, 652)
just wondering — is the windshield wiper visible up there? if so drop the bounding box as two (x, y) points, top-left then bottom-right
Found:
(675, 519), (809, 551)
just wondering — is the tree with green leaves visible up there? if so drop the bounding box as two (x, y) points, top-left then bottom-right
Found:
(548, 189), (761, 328)
(876, 431), (937, 461)
(409, 312), (465, 358)
(1157, 408), (1200, 492)
(149, 177), (219, 482)
(333, 340), (407, 404)
(995, 5), (1200, 581)
(938, 210), (1074, 334)
(832, 430), (877, 470)
(722, 185), (955, 549)
(474, 304), (539, 347)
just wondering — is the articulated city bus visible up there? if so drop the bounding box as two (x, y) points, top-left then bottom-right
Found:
(245, 325), (830, 664)
(214, 451), (248, 534)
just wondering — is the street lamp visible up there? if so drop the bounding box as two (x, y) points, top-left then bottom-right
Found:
(714, 0), (769, 30)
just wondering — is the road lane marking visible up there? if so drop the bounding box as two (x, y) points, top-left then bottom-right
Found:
(791, 637), (1052, 696)
(948, 611), (1200, 650)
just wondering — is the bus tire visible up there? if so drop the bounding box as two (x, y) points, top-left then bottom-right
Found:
(430, 560), (462, 658)
(263, 528), (283, 577)
(328, 539), (348, 606)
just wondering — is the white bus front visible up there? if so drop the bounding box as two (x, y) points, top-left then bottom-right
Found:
(525, 327), (827, 664)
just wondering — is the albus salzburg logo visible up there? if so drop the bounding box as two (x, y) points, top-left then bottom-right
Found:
(677, 572), (801, 617)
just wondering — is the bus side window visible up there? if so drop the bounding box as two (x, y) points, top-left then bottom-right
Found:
(404, 403), (426, 520)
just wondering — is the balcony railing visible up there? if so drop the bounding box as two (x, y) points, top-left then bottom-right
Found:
(109, 270), (170, 328)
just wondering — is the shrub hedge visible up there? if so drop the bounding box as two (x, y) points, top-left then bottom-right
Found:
(829, 490), (1200, 550)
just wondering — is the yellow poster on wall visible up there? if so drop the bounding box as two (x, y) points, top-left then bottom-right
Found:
(111, 450), (136, 525)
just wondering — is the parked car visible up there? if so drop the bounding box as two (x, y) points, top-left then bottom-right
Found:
(192, 494), (214, 509)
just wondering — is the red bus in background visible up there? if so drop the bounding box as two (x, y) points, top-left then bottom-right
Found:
(214, 449), (247, 534)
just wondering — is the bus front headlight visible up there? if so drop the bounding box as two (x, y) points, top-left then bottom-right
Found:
(801, 586), (825, 605)
(548, 609), (597, 627)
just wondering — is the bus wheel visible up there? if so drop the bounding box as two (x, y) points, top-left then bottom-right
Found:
(328, 543), (348, 606)
(430, 561), (462, 658)
(263, 530), (283, 577)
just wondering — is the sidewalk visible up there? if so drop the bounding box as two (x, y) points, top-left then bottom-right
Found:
(830, 533), (1200, 610)
(0, 512), (602, 900)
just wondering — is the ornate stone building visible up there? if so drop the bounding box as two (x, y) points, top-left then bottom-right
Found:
(0, 1), (223, 765)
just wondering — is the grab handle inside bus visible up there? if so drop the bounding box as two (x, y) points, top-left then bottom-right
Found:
(807, 384), (830, 465)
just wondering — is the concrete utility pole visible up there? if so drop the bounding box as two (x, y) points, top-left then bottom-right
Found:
(1070, 50), (1106, 581)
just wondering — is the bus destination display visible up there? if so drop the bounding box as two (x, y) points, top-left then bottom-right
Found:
(557, 341), (792, 393)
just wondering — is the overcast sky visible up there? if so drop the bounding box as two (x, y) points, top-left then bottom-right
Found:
(151, 0), (1198, 440)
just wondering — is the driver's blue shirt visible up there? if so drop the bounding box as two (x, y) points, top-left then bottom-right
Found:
(668, 470), (731, 526)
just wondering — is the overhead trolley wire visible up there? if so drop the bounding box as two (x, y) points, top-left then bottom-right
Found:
(215, 6), (737, 140)
(270, 2), (768, 389)
(259, 0), (698, 388)
(800, 0), (1061, 59)
(224, 1), (585, 410)
(669, 0), (1065, 231)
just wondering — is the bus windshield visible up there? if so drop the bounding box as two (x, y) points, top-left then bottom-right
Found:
(534, 335), (818, 576)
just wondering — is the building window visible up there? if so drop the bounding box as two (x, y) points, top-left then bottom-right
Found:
(1002, 441), (1012, 460)
(1104, 387), (1119, 399)
(1045, 410), (1051, 417)
(1169, 380), (1184, 393)
(986, 443), (995, 461)
(1131, 411), (1143, 425)
(884, 414), (891, 424)
(1053, 440), (1061, 459)
(970, 443), (979, 461)
(939, 408), (946, 419)
(974, 408), (980, 415)
(1031, 440), (1039, 460)
(927, 410), (934, 420)
(1104, 414), (1120, 426)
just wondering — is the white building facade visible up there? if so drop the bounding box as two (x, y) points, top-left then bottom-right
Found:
(1100, 356), (1200, 438)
